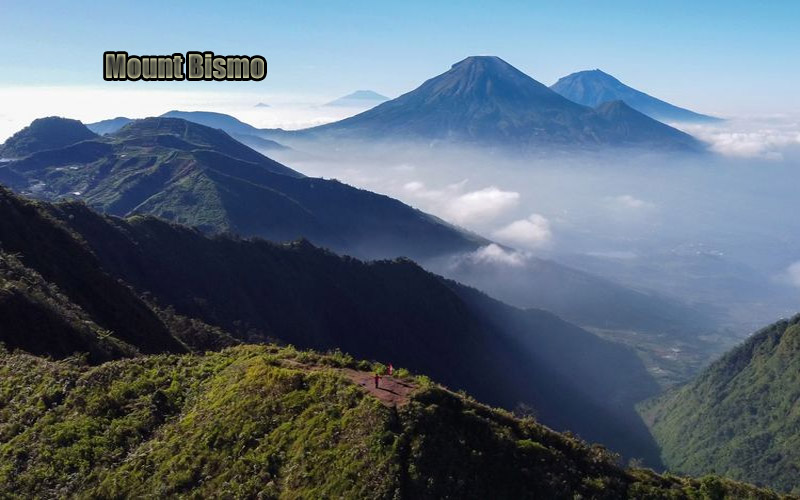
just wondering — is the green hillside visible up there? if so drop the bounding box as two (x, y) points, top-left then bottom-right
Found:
(0, 117), (485, 261)
(641, 315), (800, 494)
(0, 344), (790, 499)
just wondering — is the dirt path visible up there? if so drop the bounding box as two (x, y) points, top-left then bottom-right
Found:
(341, 369), (417, 407)
(278, 359), (417, 407)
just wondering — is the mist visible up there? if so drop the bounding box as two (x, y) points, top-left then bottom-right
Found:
(263, 117), (800, 344)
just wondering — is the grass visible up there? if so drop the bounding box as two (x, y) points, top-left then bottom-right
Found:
(0, 344), (793, 499)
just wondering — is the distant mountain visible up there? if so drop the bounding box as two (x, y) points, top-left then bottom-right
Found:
(0, 186), (663, 464)
(551, 69), (721, 123)
(324, 90), (389, 107)
(0, 345), (781, 498)
(161, 110), (266, 136)
(0, 117), (485, 260)
(88, 112), (289, 151)
(592, 100), (708, 147)
(254, 102), (271, 108)
(641, 314), (800, 494)
(293, 56), (703, 151)
(0, 117), (97, 158)
(86, 116), (133, 135)
(160, 111), (289, 150)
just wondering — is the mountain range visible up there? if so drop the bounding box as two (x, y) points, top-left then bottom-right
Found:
(640, 314), (800, 494)
(0, 62), (795, 497)
(551, 69), (721, 123)
(282, 56), (704, 152)
(0, 115), (717, 339)
(0, 185), (662, 464)
(0, 184), (794, 496)
(82, 57), (707, 152)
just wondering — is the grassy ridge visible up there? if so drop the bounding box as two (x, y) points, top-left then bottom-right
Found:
(0, 345), (791, 499)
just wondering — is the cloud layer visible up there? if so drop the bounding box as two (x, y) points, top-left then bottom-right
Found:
(403, 181), (519, 225)
(492, 214), (552, 249)
(678, 116), (800, 159)
(785, 261), (800, 288)
(457, 244), (529, 267)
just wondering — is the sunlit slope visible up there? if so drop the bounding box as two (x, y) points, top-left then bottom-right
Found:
(0, 345), (790, 499)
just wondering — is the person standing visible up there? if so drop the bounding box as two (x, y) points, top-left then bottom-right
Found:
(374, 373), (381, 388)
(388, 363), (394, 376)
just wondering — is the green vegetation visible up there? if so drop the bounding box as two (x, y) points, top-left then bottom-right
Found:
(640, 315), (800, 494)
(0, 116), (96, 158)
(0, 345), (791, 499)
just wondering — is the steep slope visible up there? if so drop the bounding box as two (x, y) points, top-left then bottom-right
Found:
(551, 69), (721, 123)
(0, 186), (189, 358)
(290, 56), (704, 151)
(592, 100), (701, 150)
(0, 117), (485, 260)
(0, 187), (660, 463)
(640, 315), (800, 494)
(0, 251), (139, 362)
(0, 117), (97, 158)
(0, 346), (789, 499)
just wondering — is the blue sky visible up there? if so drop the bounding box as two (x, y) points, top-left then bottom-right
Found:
(1, 0), (798, 114)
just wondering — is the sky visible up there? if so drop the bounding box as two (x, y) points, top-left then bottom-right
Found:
(1, 0), (798, 118)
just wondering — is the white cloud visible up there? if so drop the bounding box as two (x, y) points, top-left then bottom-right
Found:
(444, 187), (520, 224)
(785, 261), (800, 288)
(460, 244), (528, 267)
(492, 213), (552, 249)
(608, 194), (654, 210)
(403, 181), (425, 192)
(402, 180), (519, 225)
(678, 116), (800, 159)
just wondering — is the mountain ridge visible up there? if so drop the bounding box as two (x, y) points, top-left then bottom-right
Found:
(0, 344), (787, 498)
